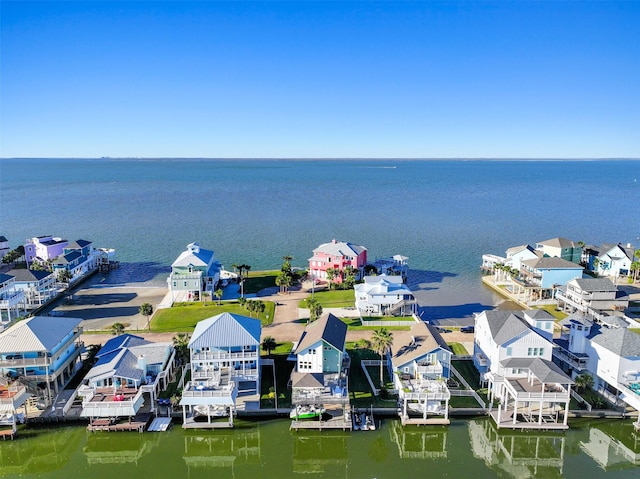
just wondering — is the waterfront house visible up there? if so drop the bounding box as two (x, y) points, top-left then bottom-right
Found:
(308, 239), (367, 284)
(24, 235), (68, 268)
(553, 315), (640, 420)
(52, 239), (96, 281)
(0, 316), (83, 407)
(473, 309), (573, 429)
(79, 334), (175, 421)
(0, 273), (26, 326)
(390, 321), (451, 425)
(7, 268), (58, 309)
(372, 254), (409, 280)
(167, 242), (221, 303)
(290, 313), (350, 428)
(0, 236), (9, 261)
(535, 237), (583, 264)
(180, 312), (261, 428)
(481, 243), (540, 274)
(594, 243), (635, 279)
(0, 379), (29, 438)
(514, 256), (584, 302)
(354, 274), (417, 316)
(556, 277), (629, 321)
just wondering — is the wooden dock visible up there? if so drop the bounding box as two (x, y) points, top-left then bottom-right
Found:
(0, 428), (16, 440)
(400, 417), (450, 426)
(87, 413), (152, 433)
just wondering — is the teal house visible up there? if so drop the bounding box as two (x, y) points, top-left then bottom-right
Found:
(167, 242), (221, 303)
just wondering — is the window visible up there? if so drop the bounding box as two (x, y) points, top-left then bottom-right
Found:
(527, 348), (533, 356)
(506, 347), (512, 357)
(533, 347), (538, 356)
(539, 348), (544, 356)
(545, 322), (551, 330)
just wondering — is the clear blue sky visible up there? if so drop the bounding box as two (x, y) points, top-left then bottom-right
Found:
(1, 1), (639, 158)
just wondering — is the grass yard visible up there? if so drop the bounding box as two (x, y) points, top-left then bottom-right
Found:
(448, 343), (470, 355)
(449, 395), (483, 408)
(298, 289), (355, 308)
(451, 359), (482, 389)
(243, 270), (279, 294)
(152, 300), (276, 332)
(534, 304), (568, 320)
(260, 353), (294, 409)
(347, 347), (397, 408)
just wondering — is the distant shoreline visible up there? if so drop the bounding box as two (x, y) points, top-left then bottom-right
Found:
(2, 157), (639, 162)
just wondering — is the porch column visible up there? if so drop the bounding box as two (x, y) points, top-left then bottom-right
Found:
(497, 400), (502, 424)
(513, 399), (518, 425)
(444, 397), (449, 419)
(563, 401), (569, 426)
(538, 401), (543, 425)
(182, 405), (187, 424)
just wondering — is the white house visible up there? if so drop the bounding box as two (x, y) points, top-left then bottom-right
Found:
(556, 277), (629, 320)
(7, 268), (58, 309)
(554, 315), (640, 419)
(0, 274), (26, 326)
(505, 244), (540, 270)
(79, 334), (175, 420)
(473, 309), (573, 429)
(179, 312), (261, 427)
(389, 321), (451, 425)
(354, 274), (417, 316)
(596, 243), (635, 279)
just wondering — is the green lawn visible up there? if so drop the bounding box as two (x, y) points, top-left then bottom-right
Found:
(448, 343), (470, 355)
(449, 396), (483, 408)
(451, 359), (482, 389)
(243, 270), (279, 294)
(534, 304), (568, 320)
(151, 300), (276, 331)
(298, 289), (355, 308)
(260, 353), (294, 409)
(347, 347), (398, 408)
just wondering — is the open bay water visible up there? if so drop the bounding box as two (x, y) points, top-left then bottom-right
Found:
(1, 159), (640, 477)
(1, 159), (639, 322)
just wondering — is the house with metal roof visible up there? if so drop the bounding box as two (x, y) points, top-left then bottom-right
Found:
(354, 274), (417, 317)
(290, 313), (351, 429)
(0, 273), (26, 326)
(79, 334), (175, 421)
(179, 312), (260, 428)
(0, 316), (83, 407)
(473, 309), (573, 429)
(554, 315), (640, 425)
(7, 268), (58, 309)
(308, 239), (367, 284)
(595, 243), (636, 279)
(390, 321), (451, 425)
(167, 242), (222, 303)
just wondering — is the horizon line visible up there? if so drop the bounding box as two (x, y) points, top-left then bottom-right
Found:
(2, 157), (639, 161)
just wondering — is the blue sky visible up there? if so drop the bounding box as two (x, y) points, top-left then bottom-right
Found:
(1, 1), (639, 158)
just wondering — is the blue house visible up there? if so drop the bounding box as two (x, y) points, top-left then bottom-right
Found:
(0, 316), (83, 405)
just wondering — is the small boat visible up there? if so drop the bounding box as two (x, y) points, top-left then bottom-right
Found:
(290, 405), (325, 420)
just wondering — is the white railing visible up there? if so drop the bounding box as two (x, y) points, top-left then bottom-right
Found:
(191, 350), (258, 361)
(82, 390), (143, 409)
(182, 382), (235, 398)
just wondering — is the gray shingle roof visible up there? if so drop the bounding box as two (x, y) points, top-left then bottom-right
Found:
(537, 237), (578, 249)
(521, 256), (583, 270)
(573, 277), (617, 292)
(291, 371), (324, 388)
(0, 316), (82, 353)
(500, 358), (574, 384)
(479, 309), (554, 345)
(294, 313), (347, 354)
(589, 325), (640, 357)
(7, 269), (54, 282)
(189, 312), (261, 349)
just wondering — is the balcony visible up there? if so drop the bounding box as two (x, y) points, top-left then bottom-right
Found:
(191, 350), (258, 362)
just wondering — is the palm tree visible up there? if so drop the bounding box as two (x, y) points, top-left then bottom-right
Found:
(325, 267), (338, 289)
(574, 373), (594, 393)
(172, 332), (191, 364)
(306, 297), (323, 322)
(110, 322), (125, 336)
(57, 269), (72, 284)
(139, 302), (153, 330)
(201, 290), (210, 305)
(261, 336), (277, 355)
(214, 288), (223, 305)
(372, 328), (394, 387)
(238, 296), (247, 308)
(276, 271), (292, 294)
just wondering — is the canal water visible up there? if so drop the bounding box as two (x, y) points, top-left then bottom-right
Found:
(1, 417), (638, 478)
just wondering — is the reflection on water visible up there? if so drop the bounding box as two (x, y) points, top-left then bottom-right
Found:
(580, 421), (640, 471)
(183, 426), (261, 475)
(469, 418), (566, 478)
(2, 418), (640, 478)
(389, 421), (447, 459)
(84, 431), (161, 465)
(0, 426), (85, 476)
(292, 432), (348, 475)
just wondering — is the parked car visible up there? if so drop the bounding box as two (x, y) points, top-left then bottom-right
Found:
(461, 325), (475, 333)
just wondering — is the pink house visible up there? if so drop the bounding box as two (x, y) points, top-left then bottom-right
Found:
(308, 240), (367, 283)
(24, 236), (68, 267)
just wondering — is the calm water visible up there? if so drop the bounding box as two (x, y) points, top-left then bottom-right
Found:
(1, 159), (638, 322)
(1, 417), (639, 478)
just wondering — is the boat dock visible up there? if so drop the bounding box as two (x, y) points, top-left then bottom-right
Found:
(291, 405), (352, 431)
(87, 413), (152, 433)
